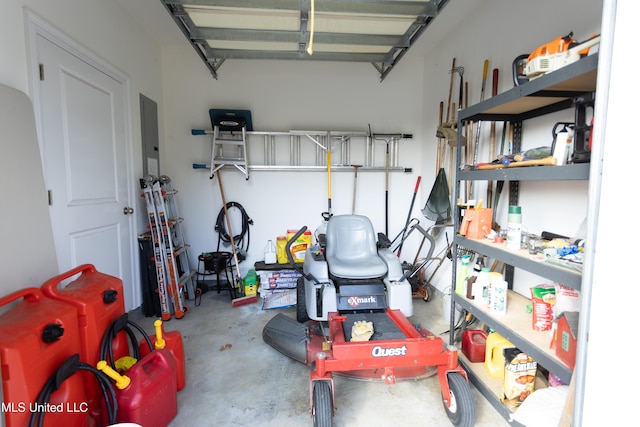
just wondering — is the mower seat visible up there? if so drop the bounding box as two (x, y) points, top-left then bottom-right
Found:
(325, 215), (388, 279)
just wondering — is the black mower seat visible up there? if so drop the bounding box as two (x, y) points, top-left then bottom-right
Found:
(325, 215), (388, 279)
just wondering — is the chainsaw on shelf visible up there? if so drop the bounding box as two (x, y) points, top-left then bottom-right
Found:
(524, 31), (601, 80)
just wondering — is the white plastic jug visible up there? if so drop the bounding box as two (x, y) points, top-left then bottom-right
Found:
(264, 240), (277, 264)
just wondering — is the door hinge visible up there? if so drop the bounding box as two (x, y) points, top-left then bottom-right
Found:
(47, 190), (53, 206)
(39, 64), (44, 81)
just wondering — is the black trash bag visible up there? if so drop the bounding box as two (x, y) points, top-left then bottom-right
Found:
(422, 168), (451, 222)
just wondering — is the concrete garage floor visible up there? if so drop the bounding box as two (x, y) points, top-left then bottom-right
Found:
(128, 289), (510, 427)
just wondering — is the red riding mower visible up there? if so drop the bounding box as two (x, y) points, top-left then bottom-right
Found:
(263, 214), (476, 427)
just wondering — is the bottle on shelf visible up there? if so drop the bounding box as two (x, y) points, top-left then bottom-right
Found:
(473, 267), (490, 304)
(264, 240), (277, 264)
(455, 254), (471, 296)
(506, 206), (522, 250)
(490, 279), (508, 315)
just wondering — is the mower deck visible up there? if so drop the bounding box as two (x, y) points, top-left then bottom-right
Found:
(307, 309), (460, 384)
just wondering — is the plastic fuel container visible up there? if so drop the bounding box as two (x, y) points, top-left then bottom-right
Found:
(0, 288), (88, 427)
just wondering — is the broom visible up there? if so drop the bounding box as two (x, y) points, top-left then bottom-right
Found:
(215, 171), (257, 307)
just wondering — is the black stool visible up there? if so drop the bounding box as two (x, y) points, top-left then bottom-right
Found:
(197, 252), (236, 299)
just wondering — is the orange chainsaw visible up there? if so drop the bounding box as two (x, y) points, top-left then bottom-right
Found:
(524, 32), (600, 79)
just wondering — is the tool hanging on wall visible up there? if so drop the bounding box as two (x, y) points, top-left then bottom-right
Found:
(327, 146), (333, 217)
(436, 101), (444, 177)
(215, 171), (243, 299)
(487, 68), (499, 208)
(436, 58), (457, 151)
(385, 139), (390, 236)
(448, 66), (465, 194)
(351, 164), (362, 214)
(492, 122), (509, 231)
(397, 176), (421, 257)
(470, 60), (490, 198)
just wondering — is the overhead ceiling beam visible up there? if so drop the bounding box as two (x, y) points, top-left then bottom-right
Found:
(203, 47), (391, 63)
(160, 0), (449, 81)
(193, 28), (411, 48)
(164, 0), (438, 17)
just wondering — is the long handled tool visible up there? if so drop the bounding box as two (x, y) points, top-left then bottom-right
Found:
(351, 164), (362, 214)
(215, 171), (243, 299)
(385, 141), (390, 236)
(470, 60), (489, 197)
(449, 66), (464, 194)
(397, 176), (421, 257)
(487, 68), (499, 208)
(436, 101), (444, 177)
(327, 147), (333, 216)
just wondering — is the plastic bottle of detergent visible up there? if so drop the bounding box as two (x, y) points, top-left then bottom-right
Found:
(264, 240), (276, 264)
(484, 332), (515, 379)
(455, 254), (471, 296)
(473, 267), (490, 304)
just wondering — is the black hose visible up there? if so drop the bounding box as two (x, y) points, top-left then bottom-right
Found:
(29, 354), (117, 427)
(99, 314), (153, 370)
(215, 201), (252, 253)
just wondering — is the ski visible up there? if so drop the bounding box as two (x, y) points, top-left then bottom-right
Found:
(140, 176), (172, 321)
(151, 178), (187, 319)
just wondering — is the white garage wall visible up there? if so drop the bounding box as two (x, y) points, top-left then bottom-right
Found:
(160, 47), (427, 277)
(160, 0), (604, 288)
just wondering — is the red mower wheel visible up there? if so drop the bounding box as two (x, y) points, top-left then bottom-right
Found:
(312, 381), (333, 427)
(443, 373), (476, 427)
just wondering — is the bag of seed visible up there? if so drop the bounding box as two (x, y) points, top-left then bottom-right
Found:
(530, 284), (556, 331)
(501, 348), (537, 410)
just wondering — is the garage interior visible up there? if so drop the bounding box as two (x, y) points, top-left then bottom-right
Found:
(0, 0), (634, 426)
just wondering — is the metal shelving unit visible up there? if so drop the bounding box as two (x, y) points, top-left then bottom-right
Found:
(449, 53), (599, 423)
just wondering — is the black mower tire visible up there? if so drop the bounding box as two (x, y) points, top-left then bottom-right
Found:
(312, 380), (333, 427)
(442, 372), (476, 427)
(296, 277), (310, 323)
(424, 284), (436, 302)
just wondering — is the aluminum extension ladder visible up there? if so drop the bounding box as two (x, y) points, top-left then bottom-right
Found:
(209, 115), (249, 180)
(159, 175), (197, 300)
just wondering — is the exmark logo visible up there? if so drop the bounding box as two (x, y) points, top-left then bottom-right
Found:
(372, 345), (408, 357)
(347, 296), (377, 307)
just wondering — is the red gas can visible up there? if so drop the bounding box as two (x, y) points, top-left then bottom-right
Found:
(139, 319), (186, 391)
(0, 287), (88, 427)
(41, 264), (128, 364)
(98, 349), (178, 426)
(41, 264), (128, 425)
(461, 329), (488, 363)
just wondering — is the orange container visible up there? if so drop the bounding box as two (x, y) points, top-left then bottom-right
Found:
(41, 264), (129, 425)
(459, 208), (493, 239)
(41, 264), (128, 365)
(0, 288), (88, 427)
(139, 319), (186, 391)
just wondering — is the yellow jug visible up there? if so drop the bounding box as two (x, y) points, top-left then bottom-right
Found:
(484, 332), (515, 379)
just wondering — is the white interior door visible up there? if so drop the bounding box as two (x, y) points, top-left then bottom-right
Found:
(34, 33), (137, 310)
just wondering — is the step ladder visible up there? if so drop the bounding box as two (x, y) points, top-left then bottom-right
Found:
(210, 114), (249, 180)
(159, 175), (197, 301)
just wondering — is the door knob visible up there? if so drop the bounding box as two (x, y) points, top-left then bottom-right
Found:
(123, 207), (134, 215)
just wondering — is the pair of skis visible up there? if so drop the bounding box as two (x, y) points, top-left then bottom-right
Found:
(141, 175), (186, 320)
